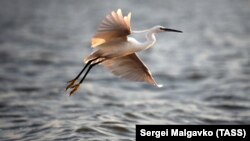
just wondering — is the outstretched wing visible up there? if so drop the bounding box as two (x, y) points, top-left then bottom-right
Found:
(101, 53), (159, 86)
(91, 9), (131, 47)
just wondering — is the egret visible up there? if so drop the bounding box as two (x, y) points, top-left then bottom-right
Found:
(66, 9), (182, 95)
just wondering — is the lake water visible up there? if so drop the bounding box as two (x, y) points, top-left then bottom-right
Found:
(0, 0), (249, 140)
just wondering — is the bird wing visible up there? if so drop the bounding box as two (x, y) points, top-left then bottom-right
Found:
(91, 9), (131, 47)
(101, 53), (158, 86)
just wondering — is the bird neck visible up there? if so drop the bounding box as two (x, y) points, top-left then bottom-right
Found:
(133, 30), (156, 52)
(141, 30), (156, 50)
(131, 29), (156, 52)
(146, 30), (156, 43)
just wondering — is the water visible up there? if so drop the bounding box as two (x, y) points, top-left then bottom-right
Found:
(0, 0), (250, 140)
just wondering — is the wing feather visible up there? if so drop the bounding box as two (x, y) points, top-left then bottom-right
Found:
(91, 9), (131, 47)
(101, 53), (158, 86)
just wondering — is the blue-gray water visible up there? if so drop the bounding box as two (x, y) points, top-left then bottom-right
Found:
(0, 0), (250, 140)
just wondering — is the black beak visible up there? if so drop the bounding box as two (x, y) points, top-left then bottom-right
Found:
(160, 27), (182, 33)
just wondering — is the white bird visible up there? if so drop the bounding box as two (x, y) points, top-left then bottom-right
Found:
(66, 9), (182, 95)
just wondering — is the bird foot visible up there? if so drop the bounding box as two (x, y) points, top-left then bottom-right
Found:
(69, 83), (80, 96)
(65, 79), (76, 91)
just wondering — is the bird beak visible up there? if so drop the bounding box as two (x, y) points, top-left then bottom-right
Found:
(160, 27), (182, 33)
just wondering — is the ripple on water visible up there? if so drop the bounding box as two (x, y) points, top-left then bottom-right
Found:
(75, 126), (103, 135)
(123, 112), (145, 120)
(101, 121), (123, 124)
(103, 102), (125, 107)
(75, 126), (116, 140)
(32, 59), (54, 66)
(199, 117), (234, 124)
(99, 124), (133, 137)
(0, 113), (22, 118)
(13, 86), (41, 93)
(204, 95), (249, 102)
(210, 103), (249, 111)
(185, 72), (207, 81)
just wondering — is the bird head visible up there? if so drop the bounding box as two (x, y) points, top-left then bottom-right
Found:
(152, 25), (182, 33)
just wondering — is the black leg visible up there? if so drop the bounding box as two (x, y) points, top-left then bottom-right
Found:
(70, 61), (91, 82)
(79, 62), (100, 84)
(66, 58), (97, 91)
(67, 59), (103, 95)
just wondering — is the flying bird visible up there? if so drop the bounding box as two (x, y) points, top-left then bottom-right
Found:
(66, 9), (182, 95)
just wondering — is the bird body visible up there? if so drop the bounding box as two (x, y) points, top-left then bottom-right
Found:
(66, 9), (182, 95)
(85, 34), (155, 63)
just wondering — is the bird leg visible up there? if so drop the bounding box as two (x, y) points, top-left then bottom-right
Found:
(69, 83), (80, 96)
(65, 61), (92, 91)
(65, 80), (76, 91)
(68, 60), (103, 96)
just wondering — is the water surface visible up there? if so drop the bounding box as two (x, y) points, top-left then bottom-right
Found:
(0, 0), (250, 140)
